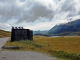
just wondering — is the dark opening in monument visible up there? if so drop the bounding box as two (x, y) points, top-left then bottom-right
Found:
(11, 27), (33, 41)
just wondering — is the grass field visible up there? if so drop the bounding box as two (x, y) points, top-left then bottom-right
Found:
(0, 29), (11, 37)
(4, 35), (80, 60)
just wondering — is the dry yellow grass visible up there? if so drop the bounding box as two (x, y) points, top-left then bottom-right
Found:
(0, 29), (11, 37)
(4, 35), (80, 60)
(33, 36), (80, 54)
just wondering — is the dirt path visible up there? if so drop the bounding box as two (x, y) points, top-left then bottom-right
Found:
(0, 51), (58, 60)
(0, 37), (10, 51)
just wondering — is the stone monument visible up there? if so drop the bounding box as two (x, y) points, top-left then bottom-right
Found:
(11, 27), (33, 41)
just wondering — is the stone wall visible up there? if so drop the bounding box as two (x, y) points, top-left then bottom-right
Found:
(11, 27), (33, 41)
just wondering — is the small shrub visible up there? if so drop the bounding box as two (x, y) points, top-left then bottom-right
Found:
(33, 44), (42, 48)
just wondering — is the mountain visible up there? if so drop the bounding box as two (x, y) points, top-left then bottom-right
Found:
(0, 29), (11, 37)
(33, 30), (48, 35)
(48, 19), (80, 36)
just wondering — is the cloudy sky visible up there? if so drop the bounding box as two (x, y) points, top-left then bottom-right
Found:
(0, 0), (80, 31)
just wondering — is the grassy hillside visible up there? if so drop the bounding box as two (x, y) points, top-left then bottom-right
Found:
(4, 35), (80, 60)
(0, 29), (11, 37)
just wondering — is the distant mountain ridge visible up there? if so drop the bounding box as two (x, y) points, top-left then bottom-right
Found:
(33, 30), (48, 35)
(48, 19), (80, 35)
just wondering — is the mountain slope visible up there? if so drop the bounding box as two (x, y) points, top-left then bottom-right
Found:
(48, 19), (80, 35)
(0, 29), (11, 37)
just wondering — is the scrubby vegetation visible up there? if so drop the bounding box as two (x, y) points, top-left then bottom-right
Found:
(4, 35), (80, 60)
(0, 29), (11, 37)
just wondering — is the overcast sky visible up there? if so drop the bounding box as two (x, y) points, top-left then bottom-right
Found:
(0, 0), (80, 31)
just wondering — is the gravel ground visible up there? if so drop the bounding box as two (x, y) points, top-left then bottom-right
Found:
(0, 37), (10, 48)
(0, 37), (59, 60)
(0, 37), (10, 51)
(0, 51), (58, 60)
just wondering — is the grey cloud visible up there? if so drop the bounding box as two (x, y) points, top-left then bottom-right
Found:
(32, 3), (53, 17)
(0, 0), (54, 23)
(17, 1), (54, 23)
(0, 0), (16, 3)
(61, 1), (75, 12)
(59, 0), (77, 17)
(0, 0), (19, 22)
(0, 0), (80, 24)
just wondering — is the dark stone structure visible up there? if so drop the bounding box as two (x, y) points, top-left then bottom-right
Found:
(11, 27), (33, 41)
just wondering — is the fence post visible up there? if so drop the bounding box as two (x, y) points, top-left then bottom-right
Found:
(66, 40), (68, 52)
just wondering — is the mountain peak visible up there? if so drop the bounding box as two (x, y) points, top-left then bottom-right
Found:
(48, 19), (80, 35)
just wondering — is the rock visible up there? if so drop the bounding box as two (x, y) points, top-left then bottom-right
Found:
(1, 46), (19, 49)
